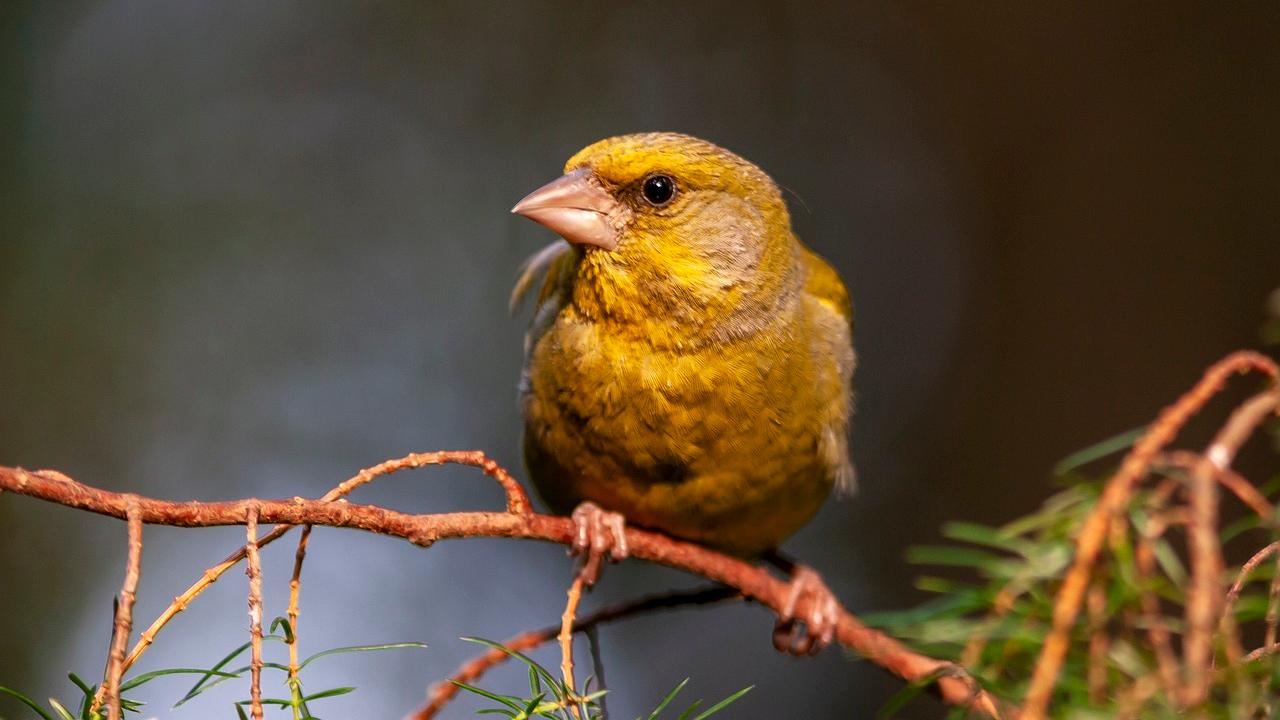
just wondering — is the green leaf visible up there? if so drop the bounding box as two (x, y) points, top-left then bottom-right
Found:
(271, 617), (295, 644)
(121, 667), (239, 692)
(1053, 425), (1148, 475)
(67, 674), (95, 718)
(941, 522), (1030, 554)
(521, 692), (546, 718)
(461, 637), (562, 698)
(688, 685), (752, 719)
(878, 668), (956, 718)
(302, 688), (355, 702)
(905, 545), (1010, 571)
(674, 699), (703, 720)
(298, 642), (426, 669)
(450, 681), (526, 712)
(175, 634), (290, 706)
(45, 698), (73, 720)
(645, 678), (689, 720)
(0, 687), (57, 720)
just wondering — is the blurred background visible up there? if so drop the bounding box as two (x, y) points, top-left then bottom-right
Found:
(2, 2), (1278, 717)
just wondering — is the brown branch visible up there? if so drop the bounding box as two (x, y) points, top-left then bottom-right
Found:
(560, 574), (587, 716)
(1133, 513), (1182, 697)
(0, 465), (1005, 718)
(95, 497), (143, 720)
(1242, 641), (1280, 664)
(1183, 441), (1226, 704)
(1157, 450), (1274, 521)
(245, 505), (265, 720)
(1021, 350), (1279, 720)
(287, 524), (313, 681)
(1086, 581), (1109, 705)
(1264, 543), (1280, 707)
(413, 586), (738, 720)
(121, 450), (524, 676)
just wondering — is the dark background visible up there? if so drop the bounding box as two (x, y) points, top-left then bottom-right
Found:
(2, 2), (1277, 718)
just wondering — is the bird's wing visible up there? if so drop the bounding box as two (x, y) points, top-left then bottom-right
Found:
(509, 239), (574, 314)
(513, 240), (578, 409)
(803, 248), (857, 496)
(802, 248), (853, 326)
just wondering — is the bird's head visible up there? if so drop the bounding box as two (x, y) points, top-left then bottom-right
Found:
(512, 132), (803, 340)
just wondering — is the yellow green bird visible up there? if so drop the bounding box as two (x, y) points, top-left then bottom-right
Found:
(512, 132), (854, 652)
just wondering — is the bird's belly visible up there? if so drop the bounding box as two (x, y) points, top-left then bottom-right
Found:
(522, 331), (833, 556)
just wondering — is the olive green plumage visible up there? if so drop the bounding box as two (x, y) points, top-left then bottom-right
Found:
(516, 133), (855, 557)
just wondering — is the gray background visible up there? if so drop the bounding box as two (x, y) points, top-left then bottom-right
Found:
(2, 2), (1278, 718)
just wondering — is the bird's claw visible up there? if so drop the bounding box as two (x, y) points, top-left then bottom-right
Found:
(569, 501), (629, 586)
(773, 565), (839, 656)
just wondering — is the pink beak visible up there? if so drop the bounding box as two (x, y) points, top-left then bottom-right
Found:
(511, 168), (622, 250)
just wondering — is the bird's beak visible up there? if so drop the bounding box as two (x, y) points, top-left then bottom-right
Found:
(511, 168), (622, 250)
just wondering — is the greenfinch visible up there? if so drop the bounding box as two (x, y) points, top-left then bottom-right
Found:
(512, 132), (854, 652)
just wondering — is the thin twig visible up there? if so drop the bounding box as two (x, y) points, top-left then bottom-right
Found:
(1264, 542), (1280, 713)
(1243, 642), (1280, 663)
(1134, 515), (1182, 697)
(288, 524), (313, 681)
(560, 573), (587, 713)
(1157, 450), (1274, 520)
(1219, 541), (1280, 672)
(0, 464), (1006, 717)
(119, 450), (525, 676)
(1183, 443), (1225, 704)
(411, 586), (739, 720)
(1021, 350), (1278, 720)
(94, 497), (143, 720)
(246, 504), (265, 720)
(586, 625), (608, 719)
(1086, 580), (1109, 705)
(959, 579), (1030, 670)
(1114, 674), (1162, 720)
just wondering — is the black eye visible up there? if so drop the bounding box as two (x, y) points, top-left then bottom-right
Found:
(641, 174), (676, 205)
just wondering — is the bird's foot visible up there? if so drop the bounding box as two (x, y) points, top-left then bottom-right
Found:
(569, 501), (629, 587)
(773, 564), (839, 656)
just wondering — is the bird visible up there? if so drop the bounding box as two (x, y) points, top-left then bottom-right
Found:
(511, 132), (855, 654)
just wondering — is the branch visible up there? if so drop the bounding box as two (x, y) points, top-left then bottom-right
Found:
(412, 586), (740, 720)
(94, 498), (142, 720)
(0, 464), (1005, 718)
(244, 506), (265, 720)
(1021, 350), (1279, 720)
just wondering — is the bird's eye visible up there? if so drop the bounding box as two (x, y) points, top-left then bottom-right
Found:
(641, 174), (676, 206)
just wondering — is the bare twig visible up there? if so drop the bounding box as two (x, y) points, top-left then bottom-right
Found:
(1183, 443), (1225, 704)
(1243, 642), (1280, 663)
(94, 497), (143, 720)
(1157, 450), (1274, 520)
(1133, 514), (1182, 697)
(119, 450), (523, 676)
(1188, 390), (1280, 703)
(1264, 542), (1280, 711)
(560, 574), (587, 715)
(245, 505), (265, 720)
(1086, 581), (1109, 705)
(288, 524), (313, 681)
(586, 625), (608, 719)
(0, 465), (1006, 717)
(1114, 674), (1162, 720)
(1021, 350), (1278, 720)
(411, 586), (739, 720)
